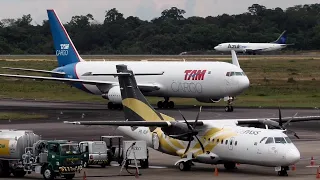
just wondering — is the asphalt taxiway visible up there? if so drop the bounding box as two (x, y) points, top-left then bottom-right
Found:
(1, 99), (320, 179)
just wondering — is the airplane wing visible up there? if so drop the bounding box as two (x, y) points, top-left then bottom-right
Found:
(0, 73), (162, 92)
(2, 67), (65, 75)
(236, 116), (320, 125)
(64, 120), (204, 127)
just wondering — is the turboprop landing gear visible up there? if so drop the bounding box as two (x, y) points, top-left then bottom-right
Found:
(157, 97), (174, 109)
(178, 161), (192, 171)
(107, 102), (123, 110)
(277, 166), (288, 176)
(224, 162), (236, 170)
(225, 97), (234, 112)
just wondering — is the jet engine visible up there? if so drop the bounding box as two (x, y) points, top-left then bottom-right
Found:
(102, 86), (122, 104)
(196, 98), (221, 103)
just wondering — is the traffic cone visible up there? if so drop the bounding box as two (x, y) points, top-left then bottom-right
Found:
(83, 171), (87, 180)
(291, 164), (296, 171)
(311, 156), (315, 166)
(316, 167), (320, 178)
(214, 166), (219, 176)
(236, 163), (240, 166)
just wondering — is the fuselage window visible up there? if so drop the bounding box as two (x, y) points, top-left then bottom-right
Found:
(235, 141), (237, 146)
(226, 72), (230, 76)
(274, 137), (286, 144)
(230, 140), (233, 145)
(217, 139), (219, 143)
(230, 72), (235, 76)
(235, 72), (242, 76)
(260, 137), (267, 143)
(225, 140), (228, 145)
(221, 140), (223, 144)
(265, 137), (274, 144)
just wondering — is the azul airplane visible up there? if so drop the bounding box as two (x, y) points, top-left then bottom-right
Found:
(65, 64), (320, 176)
(0, 9), (249, 112)
(214, 30), (292, 55)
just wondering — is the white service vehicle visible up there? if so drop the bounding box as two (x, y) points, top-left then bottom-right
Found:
(79, 141), (108, 168)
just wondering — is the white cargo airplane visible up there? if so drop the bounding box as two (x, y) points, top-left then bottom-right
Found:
(0, 9), (249, 112)
(214, 30), (292, 55)
(65, 64), (320, 176)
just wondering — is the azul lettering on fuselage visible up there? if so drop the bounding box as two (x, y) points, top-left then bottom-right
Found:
(228, 44), (240, 49)
(237, 129), (261, 135)
(184, 70), (207, 80)
(56, 43), (70, 56)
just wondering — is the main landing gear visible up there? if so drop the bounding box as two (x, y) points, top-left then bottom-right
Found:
(225, 97), (234, 112)
(108, 102), (123, 110)
(157, 97), (175, 109)
(277, 166), (289, 176)
(178, 161), (192, 171)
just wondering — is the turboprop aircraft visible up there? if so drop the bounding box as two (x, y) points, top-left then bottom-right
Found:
(0, 9), (249, 112)
(214, 30), (293, 55)
(64, 64), (320, 176)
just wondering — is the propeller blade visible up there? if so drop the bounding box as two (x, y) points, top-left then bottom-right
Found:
(193, 106), (202, 129)
(179, 110), (193, 130)
(194, 135), (205, 153)
(278, 106), (283, 127)
(184, 136), (192, 155)
(283, 112), (298, 128)
(286, 129), (300, 139)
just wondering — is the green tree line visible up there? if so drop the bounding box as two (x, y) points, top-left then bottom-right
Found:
(1, 3), (320, 55)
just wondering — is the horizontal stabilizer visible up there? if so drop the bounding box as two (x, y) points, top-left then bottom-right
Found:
(64, 120), (204, 127)
(2, 67), (65, 75)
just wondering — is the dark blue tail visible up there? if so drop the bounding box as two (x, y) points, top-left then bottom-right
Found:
(47, 9), (84, 67)
(273, 30), (287, 44)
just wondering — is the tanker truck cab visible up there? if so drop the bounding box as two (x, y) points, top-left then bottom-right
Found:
(42, 141), (82, 180)
(79, 141), (108, 168)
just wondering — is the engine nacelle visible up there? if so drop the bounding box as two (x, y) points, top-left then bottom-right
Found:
(104, 86), (122, 103)
(196, 98), (221, 103)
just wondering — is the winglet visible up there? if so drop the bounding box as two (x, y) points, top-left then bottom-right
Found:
(231, 50), (240, 67)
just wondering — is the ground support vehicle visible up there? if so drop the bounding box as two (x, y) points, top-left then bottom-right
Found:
(79, 141), (108, 168)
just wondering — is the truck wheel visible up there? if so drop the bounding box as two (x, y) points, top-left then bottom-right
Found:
(43, 167), (54, 180)
(13, 170), (26, 177)
(64, 174), (75, 180)
(101, 164), (106, 168)
(0, 160), (10, 177)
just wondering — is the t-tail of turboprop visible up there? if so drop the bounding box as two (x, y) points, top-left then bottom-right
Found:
(47, 9), (84, 67)
(115, 65), (175, 122)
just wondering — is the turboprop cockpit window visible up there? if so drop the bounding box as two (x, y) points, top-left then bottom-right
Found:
(285, 137), (292, 143)
(260, 137), (267, 143)
(265, 137), (274, 144)
(274, 137), (286, 144)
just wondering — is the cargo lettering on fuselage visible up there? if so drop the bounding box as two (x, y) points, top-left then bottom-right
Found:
(56, 43), (69, 56)
(236, 129), (261, 135)
(228, 44), (240, 49)
(171, 81), (203, 93)
(184, 70), (207, 80)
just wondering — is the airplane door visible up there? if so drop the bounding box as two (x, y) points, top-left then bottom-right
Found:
(228, 137), (235, 150)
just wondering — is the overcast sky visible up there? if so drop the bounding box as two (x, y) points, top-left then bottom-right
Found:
(0, 0), (319, 24)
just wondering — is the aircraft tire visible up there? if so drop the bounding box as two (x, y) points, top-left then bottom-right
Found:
(108, 102), (114, 109)
(168, 101), (174, 108)
(178, 162), (191, 171)
(224, 162), (236, 170)
(225, 106), (234, 112)
(157, 101), (163, 109)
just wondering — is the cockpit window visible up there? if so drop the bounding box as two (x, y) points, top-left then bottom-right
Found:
(225, 71), (247, 77)
(274, 137), (286, 144)
(260, 137), (267, 143)
(265, 137), (274, 144)
(285, 137), (292, 143)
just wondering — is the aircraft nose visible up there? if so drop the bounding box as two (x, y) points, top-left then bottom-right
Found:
(239, 77), (250, 91)
(214, 46), (219, 50)
(286, 148), (300, 164)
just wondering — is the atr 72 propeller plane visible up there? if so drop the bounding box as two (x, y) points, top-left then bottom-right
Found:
(0, 9), (249, 112)
(65, 64), (320, 176)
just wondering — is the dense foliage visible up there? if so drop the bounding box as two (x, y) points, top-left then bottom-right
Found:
(1, 3), (320, 55)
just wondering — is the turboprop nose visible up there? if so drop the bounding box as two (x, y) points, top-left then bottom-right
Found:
(286, 148), (300, 164)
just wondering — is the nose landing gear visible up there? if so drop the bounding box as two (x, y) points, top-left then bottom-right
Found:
(224, 97), (234, 112)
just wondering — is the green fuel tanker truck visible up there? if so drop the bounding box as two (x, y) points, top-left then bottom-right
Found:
(0, 129), (82, 179)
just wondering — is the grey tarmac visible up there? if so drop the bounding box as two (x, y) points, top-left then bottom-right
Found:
(1, 99), (320, 179)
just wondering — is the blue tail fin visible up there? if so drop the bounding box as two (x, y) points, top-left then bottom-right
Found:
(47, 9), (84, 67)
(273, 30), (287, 44)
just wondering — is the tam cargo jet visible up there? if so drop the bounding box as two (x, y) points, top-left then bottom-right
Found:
(0, 9), (249, 112)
